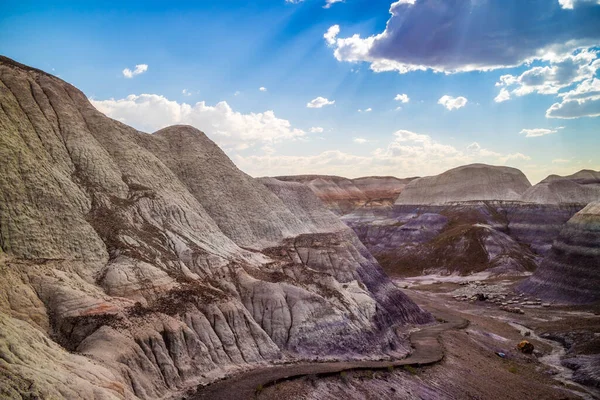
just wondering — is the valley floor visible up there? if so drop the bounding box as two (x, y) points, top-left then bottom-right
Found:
(190, 276), (600, 400)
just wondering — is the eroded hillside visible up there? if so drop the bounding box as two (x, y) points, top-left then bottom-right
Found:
(0, 56), (431, 400)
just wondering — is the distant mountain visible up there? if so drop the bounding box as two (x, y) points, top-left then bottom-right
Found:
(395, 164), (531, 205)
(0, 56), (431, 399)
(274, 175), (416, 215)
(520, 170), (600, 205)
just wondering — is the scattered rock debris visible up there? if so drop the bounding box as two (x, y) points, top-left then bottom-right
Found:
(517, 340), (534, 354)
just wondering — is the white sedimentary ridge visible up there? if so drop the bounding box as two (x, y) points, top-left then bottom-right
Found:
(0, 56), (431, 399)
(395, 164), (532, 205)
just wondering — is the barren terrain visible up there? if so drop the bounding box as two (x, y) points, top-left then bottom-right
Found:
(219, 276), (600, 400)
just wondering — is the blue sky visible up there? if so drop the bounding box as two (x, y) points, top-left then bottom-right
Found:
(1, 0), (599, 182)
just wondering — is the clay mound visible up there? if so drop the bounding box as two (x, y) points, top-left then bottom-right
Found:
(395, 164), (531, 205)
(137, 125), (311, 249)
(0, 56), (431, 399)
(518, 201), (600, 304)
(380, 222), (537, 277)
(521, 170), (600, 205)
(274, 175), (414, 215)
(346, 205), (538, 278)
(258, 177), (348, 233)
(542, 169), (600, 185)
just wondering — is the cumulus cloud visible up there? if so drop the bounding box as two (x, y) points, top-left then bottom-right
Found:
(235, 129), (530, 178)
(358, 108), (372, 113)
(494, 88), (511, 103)
(310, 127), (324, 133)
(493, 48), (600, 119)
(307, 96), (335, 108)
(546, 77), (600, 118)
(324, 0), (600, 74)
(394, 93), (410, 103)
(520, 128), (559, 137)
(91, 94), (305, 149)
(182, 89), (192, 96)
(546, 97), (600, 118)
(559, 0), (600, 9)
(496, 49), (599, 97)
(324, 25), (340, 46)
(323, 0), (343, 9)
(122, 64), (148, 78)
(438, 95), (468, 110)
(259, 87), (267, 92)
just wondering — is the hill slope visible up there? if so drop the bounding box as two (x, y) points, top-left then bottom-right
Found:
(0, 56), (431, 399)
(518, 201), (600, 304)
(275, 175), (415, 214)
(520, 170), (600, 205)
(395, 164), (531, 205)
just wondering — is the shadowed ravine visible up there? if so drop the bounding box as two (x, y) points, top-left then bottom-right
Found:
(190, 310), (468, 400)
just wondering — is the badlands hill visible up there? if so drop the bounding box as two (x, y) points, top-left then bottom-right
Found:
(518, 201), (600, 304)
(0, 56), (431, 399)
(521, 170), (600, 205)
(275, 175), (415, 215)
(395, 164), (531, 205)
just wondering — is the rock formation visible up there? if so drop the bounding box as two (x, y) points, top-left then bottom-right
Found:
(275, 175), (415, 215)
(344, 204), (541, 277)
(0, 56), (431, 399)
(395, 164), (531, 205)
(520, 170), (600, 205)
(518, 201), (600, 304)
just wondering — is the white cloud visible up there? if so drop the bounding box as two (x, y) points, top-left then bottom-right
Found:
(324, 1), (600, 74)
(438, 95), (468, 111)
(552, 158), (570, 163)
(259, 87), (267, 92)
(182, 89), (192, 96)
(122, 64), (148, 79)
(501, 153), (532, 162)
(559, 77), (600, 101)
(323, 0), (343, 9)
(285, 0), (304, 3)
(496, 49), (600, 98)
(546, 77), (600, 118)
(324, 25), (340, 46)
(493, 48), (600, 119)
(394, 93), (410, 103)
(307, 96), (335, 108)
(91, 94), (305, 149)
(546, 97), (600, 119)
(234, 91), (241, 96)
(310, 127), (324, 133)
(358, 108), (372, 113)
(520, 128), (559, 137)
(494, 88), (511, 103)
(234, 130), (530, 179)
(559, 0), (600, 9)
(262, 145), (276, 155)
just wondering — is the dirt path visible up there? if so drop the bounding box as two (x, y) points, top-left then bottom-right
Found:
(189, 310), (468, 400)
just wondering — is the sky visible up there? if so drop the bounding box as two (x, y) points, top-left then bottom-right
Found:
(1, 0), (600, 183)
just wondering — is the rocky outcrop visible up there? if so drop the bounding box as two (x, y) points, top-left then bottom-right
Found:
(395, 164), (531, 205)
(0, 56), (431, 399)
(520, 170), (600, 205)
(343, 201), (586, 277)
(518, 201), (600, 304)
(275, 175), (414, 215)
(344, 203), (541, 277)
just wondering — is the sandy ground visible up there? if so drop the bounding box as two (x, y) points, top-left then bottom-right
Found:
(256, 276), (600, 400)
